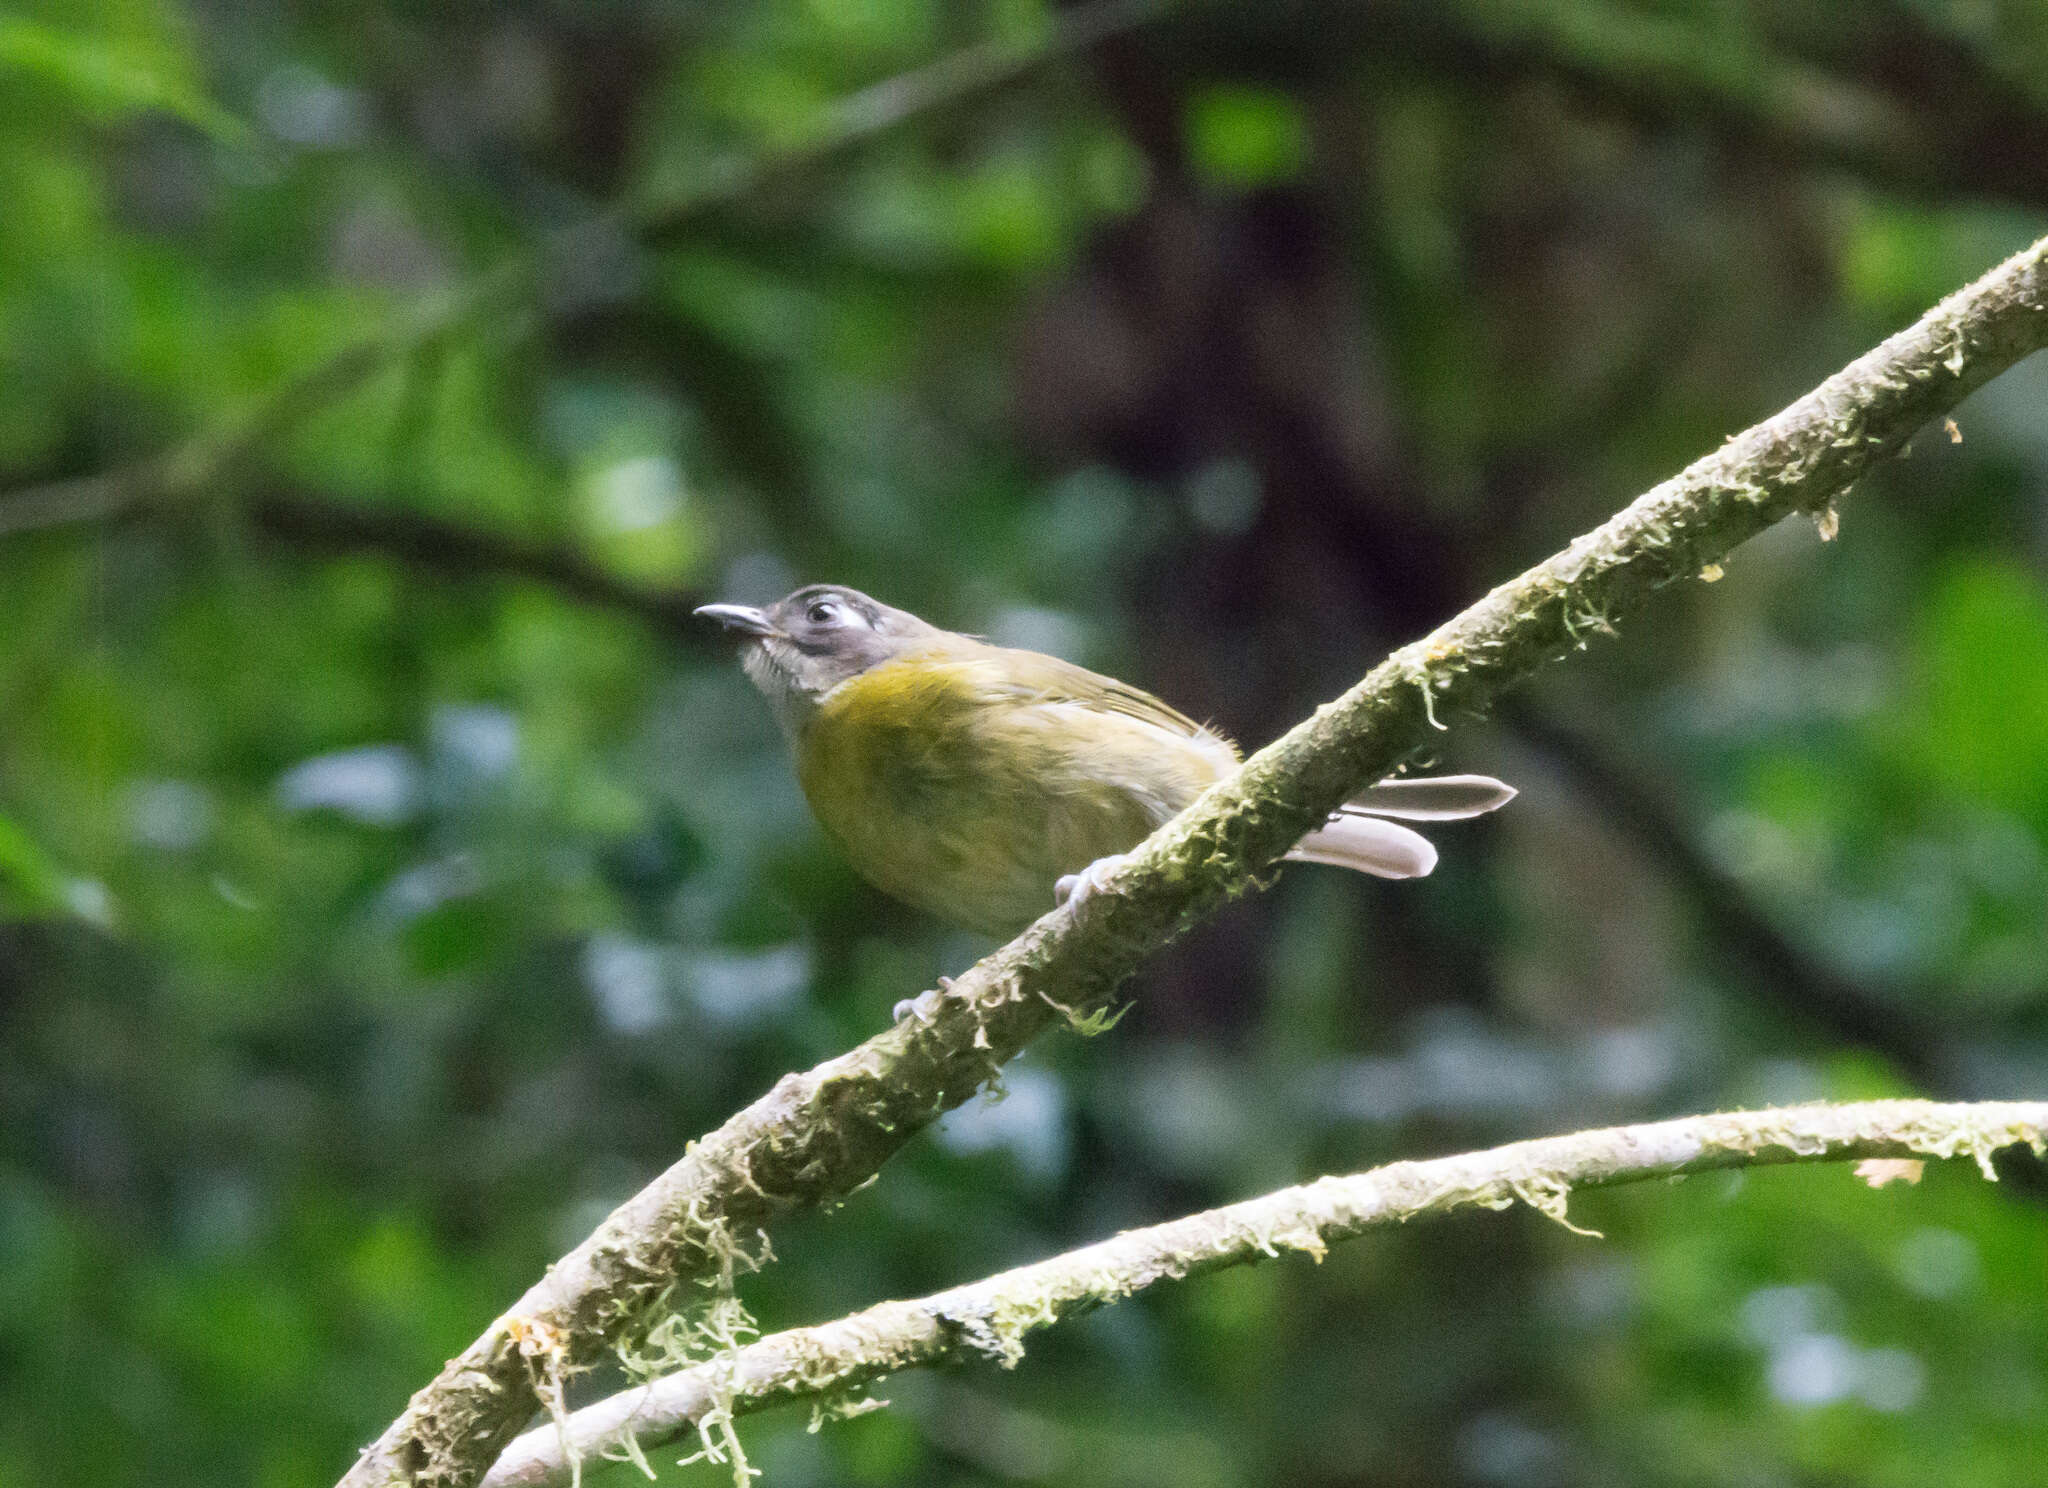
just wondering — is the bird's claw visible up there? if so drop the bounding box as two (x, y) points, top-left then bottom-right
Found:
(892, 975), (955, 1025)
(1055, 854), (1129, 921)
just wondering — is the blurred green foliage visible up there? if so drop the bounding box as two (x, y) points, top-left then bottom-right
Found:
(3, 1), (2047, 1486)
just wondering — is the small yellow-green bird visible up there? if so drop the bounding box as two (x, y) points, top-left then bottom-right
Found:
(698, 585), (1513, 938)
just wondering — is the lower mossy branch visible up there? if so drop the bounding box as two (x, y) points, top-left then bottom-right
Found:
(340, 234), (2048, 1488)
(480, 1099), (2048, 1488)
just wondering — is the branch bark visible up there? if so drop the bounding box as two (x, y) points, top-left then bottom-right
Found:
(482, 1099), (2048, 1488)
(339, 232), (2048, 1488)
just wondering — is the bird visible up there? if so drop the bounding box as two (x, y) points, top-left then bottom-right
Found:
(697, 585), (1513, 939)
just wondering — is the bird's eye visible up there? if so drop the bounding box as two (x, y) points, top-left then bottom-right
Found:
(806, 600), (838, 625)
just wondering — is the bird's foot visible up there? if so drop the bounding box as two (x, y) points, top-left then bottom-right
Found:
(1054, 854), (1129, 921)
(892, 975), (955, 1025)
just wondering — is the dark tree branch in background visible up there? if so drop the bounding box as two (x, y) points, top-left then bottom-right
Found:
(1510, 705), (2048, 1199)
(1780, 0), (2048, 206)
(482, 1100), (2048, 1488)
(1390, 0), (2048, 209)
(1507, 703), (1952, 1080)
(628, 0), (1172, 240)
(0, 311), (495, 539)
(0, 0), (1174, 540)
(339, 237), (2048, 1488)
(248, 493), (712, 643)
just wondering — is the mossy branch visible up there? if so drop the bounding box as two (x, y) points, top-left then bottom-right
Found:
(337, 232), (2048, 1488)
(480, 1099), (2048, 1488)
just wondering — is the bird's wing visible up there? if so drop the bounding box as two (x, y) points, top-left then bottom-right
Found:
(976, 647), (1222, 744)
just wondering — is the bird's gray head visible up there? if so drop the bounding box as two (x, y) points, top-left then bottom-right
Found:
(695, 584), (943, 737)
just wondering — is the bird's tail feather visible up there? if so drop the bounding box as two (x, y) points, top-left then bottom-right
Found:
(1285, 811), (1438, 879)
(1283, 773), (1515, 879)
(1345, 773), (1517, 820)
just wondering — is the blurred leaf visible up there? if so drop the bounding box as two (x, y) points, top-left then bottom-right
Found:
(1185, 84), (1308, 190)
(0, 16), (249, 144)
(1901, 559), (2048, 818)
(0, 812), (67, 918)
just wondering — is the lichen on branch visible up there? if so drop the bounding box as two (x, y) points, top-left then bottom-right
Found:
(481, 1099), (2048, 1488)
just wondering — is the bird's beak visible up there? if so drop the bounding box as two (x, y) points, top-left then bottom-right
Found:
(694, 603), (780, 639)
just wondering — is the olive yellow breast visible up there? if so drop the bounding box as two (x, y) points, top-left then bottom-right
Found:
(794, 646), (1237, 936)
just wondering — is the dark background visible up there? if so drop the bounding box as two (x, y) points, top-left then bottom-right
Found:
(4, 1), (2047, 1484)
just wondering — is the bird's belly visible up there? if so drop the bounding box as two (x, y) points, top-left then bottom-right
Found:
(802, 747), (1158, 937)
(795, 675), (1215, 936)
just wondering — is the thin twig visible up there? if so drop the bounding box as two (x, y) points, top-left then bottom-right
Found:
(0, 270), (519, 538)
(482, 1098), (2048, 1488)
(339, 234), (2048, 1488)
(624, 0), (1170, 238)
(248, 492), (709, 639)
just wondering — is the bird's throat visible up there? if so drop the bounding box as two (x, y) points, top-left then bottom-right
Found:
(741, 641), (822, 741)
